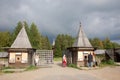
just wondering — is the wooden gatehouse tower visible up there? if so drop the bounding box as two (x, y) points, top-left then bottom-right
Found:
(6, 23), (36, 67)
(66, 23), (95, 67)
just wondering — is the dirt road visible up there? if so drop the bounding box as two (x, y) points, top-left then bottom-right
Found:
(87, 66), (120, 80)
(0, 62), (120, 80)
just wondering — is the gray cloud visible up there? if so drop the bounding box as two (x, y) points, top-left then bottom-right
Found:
(0, 0), (120, 42)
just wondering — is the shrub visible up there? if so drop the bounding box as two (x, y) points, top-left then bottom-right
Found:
(106, 59), (115, 65)
(100, 59), (115, 67)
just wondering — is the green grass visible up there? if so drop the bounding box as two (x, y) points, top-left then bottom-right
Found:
(0, 70), (2, 75)
(25, 65), (37, 71)
(54, 57), (62, 61)
(0, 65), (38, 74)
(100, 59), (116, 67)
(2, 71), (15, 73)
(2, 66), (12, 69)
(68, 64), (79, 69)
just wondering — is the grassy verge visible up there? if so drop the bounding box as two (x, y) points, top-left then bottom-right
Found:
(99, 59), (117, 67)
(54, 57), (62, 61)
(0, 65), (38, 74)
(0, 67), (14, 73)
(2, 66), (13, 69)
(2, 71), (15, 73)
(68, 64), (79, 69)
(0, 70), (2, 75)
(25, 65), (37, 71)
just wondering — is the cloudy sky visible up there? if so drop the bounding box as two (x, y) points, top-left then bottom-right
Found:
(0, 0), (120, 43)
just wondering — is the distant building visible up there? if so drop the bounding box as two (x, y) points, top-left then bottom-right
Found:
(0, 52), (8, 58)
(105, 48), (120, 62)
(52, 39), (55, 47)
(94, 49), (106, 55)
(94, 49), (106, 65)
(66, 23), (95, 67)
(0, 52), (8, 67)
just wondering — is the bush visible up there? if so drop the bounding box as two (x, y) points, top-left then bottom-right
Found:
(100, 59), (115, 66)
(106, 59), (115, 65)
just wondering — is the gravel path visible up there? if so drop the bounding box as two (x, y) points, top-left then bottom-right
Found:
(0, 62), (119, 80)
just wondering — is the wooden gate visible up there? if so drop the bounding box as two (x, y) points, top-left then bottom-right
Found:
(35, 50), (53, 66)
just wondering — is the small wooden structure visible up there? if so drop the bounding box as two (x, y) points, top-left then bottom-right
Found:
(0, 52), (8, 62)
(105, 48), (120, 62)
(94, 49), (106, 65)
(5, 23), (36, 67)
(0, 52), (8, 68)
(66, 23), (95, 67)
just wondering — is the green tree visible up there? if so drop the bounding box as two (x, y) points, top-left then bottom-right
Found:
(90, 38), (104, 49)
(54, 34), (74, 57)
(11, 21), (23, 43)
(103, 37), (113, 49)
(30, 22), (42, 49)
(55, 35), (62, 57)
(11, 21), (30, 45)
(112, 42), (120, 48)
(0, 21), (53, 51)
(41, 36), (51, 50)
(0, 32), (11, 51)
(23, 21), (30, 37)
(45, 36), (52, 49)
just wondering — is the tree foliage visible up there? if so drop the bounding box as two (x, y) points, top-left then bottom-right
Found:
(11, 21), (23, 43)
(41, 36), (52, 50)
(90, 37), (120, 49)
(54, 35), (120, 57)
(0, 21), (52, 51)
(0, 32), (11, 51)
(54, 34), (74, 57)
(29, 23), (42, 49)
(90, 38), (104, 49)
(0, 21), (120, 54)
(103, 37), (113, 49)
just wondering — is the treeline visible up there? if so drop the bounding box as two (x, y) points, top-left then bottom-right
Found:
(90, 37), (120, 49)
(0, 21), (51, 51)
(54, 36), (120, 57)
(54, 34), (74, 57)
(0, 21), (120, 57)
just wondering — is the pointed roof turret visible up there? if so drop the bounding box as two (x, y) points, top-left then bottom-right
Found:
(11, 23), (32, 48)
(52, 39), (55, 46)
(73, 23), (92, 47)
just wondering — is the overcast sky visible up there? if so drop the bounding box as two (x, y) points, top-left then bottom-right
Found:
(0, 0), (120, 43)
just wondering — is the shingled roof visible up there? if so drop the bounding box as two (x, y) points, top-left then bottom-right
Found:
(11, 23), (32, 48)
(73, 23), (92, 48)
